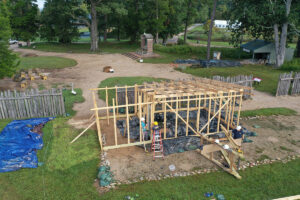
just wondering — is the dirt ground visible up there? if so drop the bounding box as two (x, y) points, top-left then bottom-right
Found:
(3, 47), (300, 182)
(4, 47), (300, 126)
(105, 115), (300, 182)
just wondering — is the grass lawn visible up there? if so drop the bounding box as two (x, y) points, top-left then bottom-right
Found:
(240, 107), (298, 117)
(23, 41), (139, 54)
(178, 65), (283, 95)
(1, 86), (300, 199)
(0, 88), (100, 200)
(18, 56), (77, 70)
(98, 77), (164, 105)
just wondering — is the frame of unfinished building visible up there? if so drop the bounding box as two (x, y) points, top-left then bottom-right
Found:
(88, 78), (252, 179)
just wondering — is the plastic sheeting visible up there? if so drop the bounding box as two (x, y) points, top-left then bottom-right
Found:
(174, 59), (241, 68)
(0, 117), (53, 173)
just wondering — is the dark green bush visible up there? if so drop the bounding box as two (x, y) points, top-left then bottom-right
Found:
(154, 44), (251, 60)
(280, 58), (300, 71)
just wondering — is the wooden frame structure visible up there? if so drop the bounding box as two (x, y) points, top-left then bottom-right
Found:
(90, 78), (251, 179)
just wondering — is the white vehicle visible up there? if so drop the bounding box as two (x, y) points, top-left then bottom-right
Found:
(9, 39), (18, 45)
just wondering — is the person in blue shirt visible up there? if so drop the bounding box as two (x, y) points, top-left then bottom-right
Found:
(232, 125), (244, 139)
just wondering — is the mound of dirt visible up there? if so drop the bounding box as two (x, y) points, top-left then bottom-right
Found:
(23, 53), (38, 57)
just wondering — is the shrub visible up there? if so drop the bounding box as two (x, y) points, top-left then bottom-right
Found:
(280, 58), (300, 71)
(154, 44), (251, 60)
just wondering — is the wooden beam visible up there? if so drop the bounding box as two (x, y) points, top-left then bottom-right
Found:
(70, 121), (96, 144)
(92, 92), (103, 150)
(113, 98), (118, 146)
(164, 97), (167, 139)
(186, 96), (190, 136)
(175, 97), (178, 138)
(105, 87), (109, 125)
(126, 96), (130, 144)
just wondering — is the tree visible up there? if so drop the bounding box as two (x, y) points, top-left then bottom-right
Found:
(40, 0), (82, 43)
(8, 0), (39, 46)
(88, 0), (100, 51)
(206, 0), (217, 60)
(160, 0), (185, 43)
(228, 0), (297, 67)
(183, 0), (198, 43)
(9, 0), (39, 45)
(0, 1), (18, 79)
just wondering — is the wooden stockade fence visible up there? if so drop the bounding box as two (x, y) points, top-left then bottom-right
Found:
(212, 75), (253, 99)
(212, 75), (253, 88)
(276, 72), (300, 96)
(0, 89), (65, 119)
(291, 72), (300, 95)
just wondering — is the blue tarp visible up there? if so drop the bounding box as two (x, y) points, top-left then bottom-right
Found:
(0, 117), (53, 173)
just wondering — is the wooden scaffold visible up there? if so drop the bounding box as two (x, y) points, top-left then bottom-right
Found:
(76, 78), (252, 179)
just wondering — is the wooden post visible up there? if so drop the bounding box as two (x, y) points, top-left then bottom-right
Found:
(186, 96), (190, 136)
(134, 84), (138, 114)
(92, 91), (103, 149)
(196, 95), (201, 132)
(230, 91), (237, 126)
(227, 91), (232, 131)
(217, 92), (223, 132)
(164, 97), (167, 139)
(139, 95), (142, 143)
(175, 96), (178, 138)
(151, 96), (155, 140)
(207, 93), (212, 134)
(236, 89), (243, 127)
(105, 86), (109, 125)
(115, 86), (118, 115)
(126, 96), (130, 144)
(113, 98), (118, 146)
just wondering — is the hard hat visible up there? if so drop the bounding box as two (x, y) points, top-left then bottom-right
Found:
(154, 121), (158, 126)
(215, 139), (220, 144)
(141, 117), (145, 121)
(237, 125), (242, 130)
(223, 144), (229, 150)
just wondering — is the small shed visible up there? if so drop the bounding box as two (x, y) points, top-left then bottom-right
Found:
(241, 40), (294, 64)
(140, 33), (153, 55)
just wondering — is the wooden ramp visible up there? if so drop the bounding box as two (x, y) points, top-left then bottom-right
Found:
(122, 52), (141, 61)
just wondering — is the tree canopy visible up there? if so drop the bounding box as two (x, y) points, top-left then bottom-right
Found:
(0, 1), (18, 79)
(8, 0), (39, 46)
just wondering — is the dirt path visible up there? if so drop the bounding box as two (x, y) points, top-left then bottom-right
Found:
(242, 90), (300, 113)
(13, 48), (193, 127)
(12, 48), (300, 128)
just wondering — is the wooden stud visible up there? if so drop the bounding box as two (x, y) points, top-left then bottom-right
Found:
(105, 86), (109, 125)
(196, 95), (201, 132)
(113, 98), (118, 146)
(236, 90), (243, 127)
(126, 96), (130, 144)
(164, 97), (167, 139)
(207, 93), (212, 134)
(230, 91), (237, 126)
(92, 91), (103, 149)
(186, 96), (190, 136)
(227, 91), (233, 131)
(217, 92), (223, 132)
(134, 84), (138, 114)
(115, 86), (118, 115)
(175, 96), (178, 138)
(139, 95), (142, 143)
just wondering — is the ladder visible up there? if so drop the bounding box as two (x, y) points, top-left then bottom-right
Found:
(151, 129), (164, 160)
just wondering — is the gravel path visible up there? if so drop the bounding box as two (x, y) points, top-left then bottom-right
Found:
(13, 47), (300, 128)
